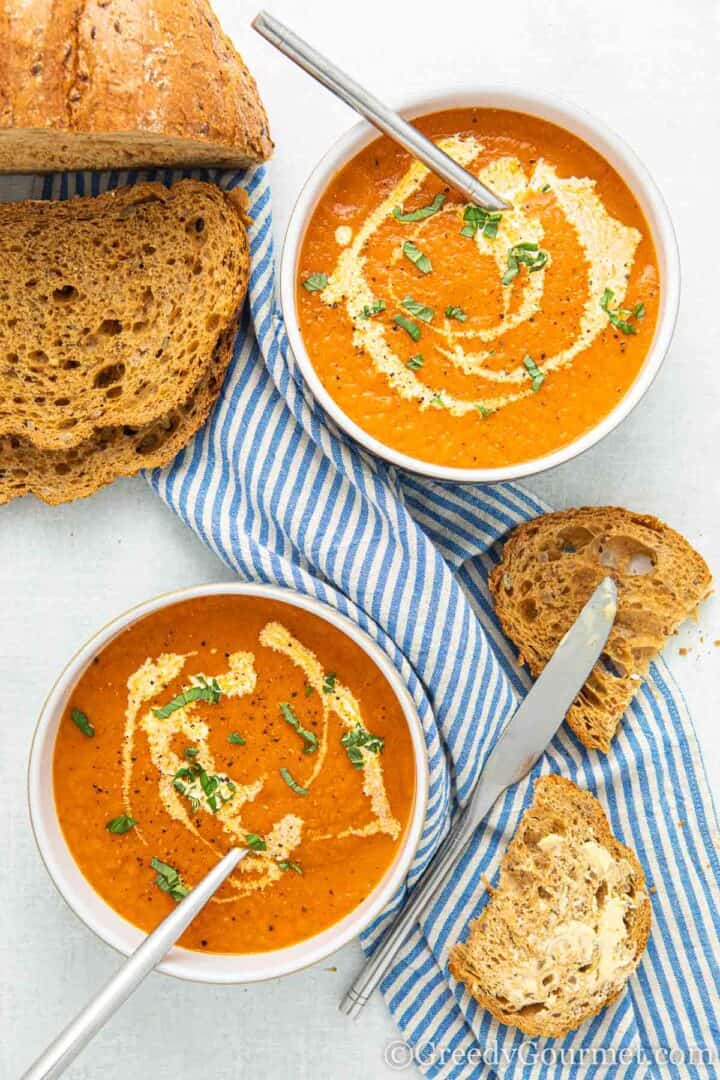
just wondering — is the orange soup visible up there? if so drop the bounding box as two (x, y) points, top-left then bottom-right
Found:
(53, 595), (416, 953)
(297, 108), (659, 469)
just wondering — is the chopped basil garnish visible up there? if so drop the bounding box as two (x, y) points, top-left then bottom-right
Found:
(341, 725), (385, 770)
(151, 857), (189, 902)
(152, 676), (222, 719)
(523, 354), (545, 392)
(401, 296), (434, 323)
(460, 205), (502, 239)
(173, 757), (235, 814)
(475, 403), (493, 418)
(393, 314), (421, 341)
(445, 305), (467, 321)
(503, 242), (548, 286)
(322, 672), (337, 694)
(71, 707), (94, 737)
(304, 684), (315, 697)
(245, 833), (267, 852)
(406, 354), (424, 371)
(360, 299), (386, 319)
(430, 393), (445, 409)
(540, 183), (551, 193)
(277, 859), (303, 874)
(279, 767), (308, 796)
(600, 288), (645, 335)
(280, 702), (318, 754)
(106, 814), (136, 834)
(184, 746), (199, 759)
(228, 731), (245, 745)
(302, 272), (328, 293)
(393, 193), (446, 222)
(402, 240), (432, 274)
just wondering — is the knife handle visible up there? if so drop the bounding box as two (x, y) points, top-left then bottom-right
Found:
(340, 809), (475, 1019)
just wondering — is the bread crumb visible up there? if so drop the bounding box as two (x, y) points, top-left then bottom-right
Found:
(677, 820), (686, 828)
(679, 647), (690, 656)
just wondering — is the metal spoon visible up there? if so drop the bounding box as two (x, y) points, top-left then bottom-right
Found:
(21, 847), (247, 1080)
(252, 11), (511, 212)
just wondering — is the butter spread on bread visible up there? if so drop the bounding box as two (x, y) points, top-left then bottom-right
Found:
(449, 775), (651, 1037)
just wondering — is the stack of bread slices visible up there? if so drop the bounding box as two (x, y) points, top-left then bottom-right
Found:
(0, 0), (272, 504)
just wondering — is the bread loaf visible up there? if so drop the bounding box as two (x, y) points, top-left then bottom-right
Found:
(0, 0), (272, 172)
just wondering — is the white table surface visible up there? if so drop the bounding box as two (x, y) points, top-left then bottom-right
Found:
(2, 1), (719, 1076)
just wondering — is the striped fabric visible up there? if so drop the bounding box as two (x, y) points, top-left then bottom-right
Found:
(26, 165), (720, 1078)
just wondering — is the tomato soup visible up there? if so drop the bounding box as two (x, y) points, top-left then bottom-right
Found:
(53, 595), (416, 953)
(297, 108), (659, 469)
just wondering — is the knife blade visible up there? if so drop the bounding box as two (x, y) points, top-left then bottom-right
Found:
(339, 575), (617, 1019)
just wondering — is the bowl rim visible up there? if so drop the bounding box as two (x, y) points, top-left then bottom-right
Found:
(27, 582), (429, 984)
(279, 84), (681, 483)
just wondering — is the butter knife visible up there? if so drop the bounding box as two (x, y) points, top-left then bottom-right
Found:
(340, 575), (617, 1019)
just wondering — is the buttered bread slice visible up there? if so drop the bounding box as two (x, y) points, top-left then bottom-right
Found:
(449, 776), (650, 1038)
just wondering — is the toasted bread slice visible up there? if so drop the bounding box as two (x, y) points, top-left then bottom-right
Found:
(489, 507), (712, 751)
(0, 0), (272, 172)
(0, 180), (248, 451)
(0, 323), (236, 505)
(449, 776), (651, 1038)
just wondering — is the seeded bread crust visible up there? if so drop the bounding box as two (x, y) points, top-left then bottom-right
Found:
(0, 0), (272, 172)
(489, 507), (712, 751)
(449, 775), (651, 1038)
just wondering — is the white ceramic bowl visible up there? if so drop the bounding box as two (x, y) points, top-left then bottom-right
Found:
(280, 87), (680, 483)
(28, 583), (428, 983)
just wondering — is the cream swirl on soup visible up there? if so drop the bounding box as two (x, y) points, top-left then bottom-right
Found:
(297, 108), (659, 469)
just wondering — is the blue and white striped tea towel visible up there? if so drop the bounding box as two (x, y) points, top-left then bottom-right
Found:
(29, 165), (720, 1079)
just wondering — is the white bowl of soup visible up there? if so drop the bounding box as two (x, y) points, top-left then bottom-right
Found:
(280, 88), (679, 482)
(28, 584), (428, 983)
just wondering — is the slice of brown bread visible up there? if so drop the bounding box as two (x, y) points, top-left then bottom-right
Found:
(0, 180), (249, 453)
(0, 0), (272, 172)
(448, 775), (651, 1038)
(489, 507), (712, 751)
(0, 323), (236, 505)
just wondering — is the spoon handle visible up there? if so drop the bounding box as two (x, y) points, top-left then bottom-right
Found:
(252, 11), (511, 212)
(21, 848), (246, 1080)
